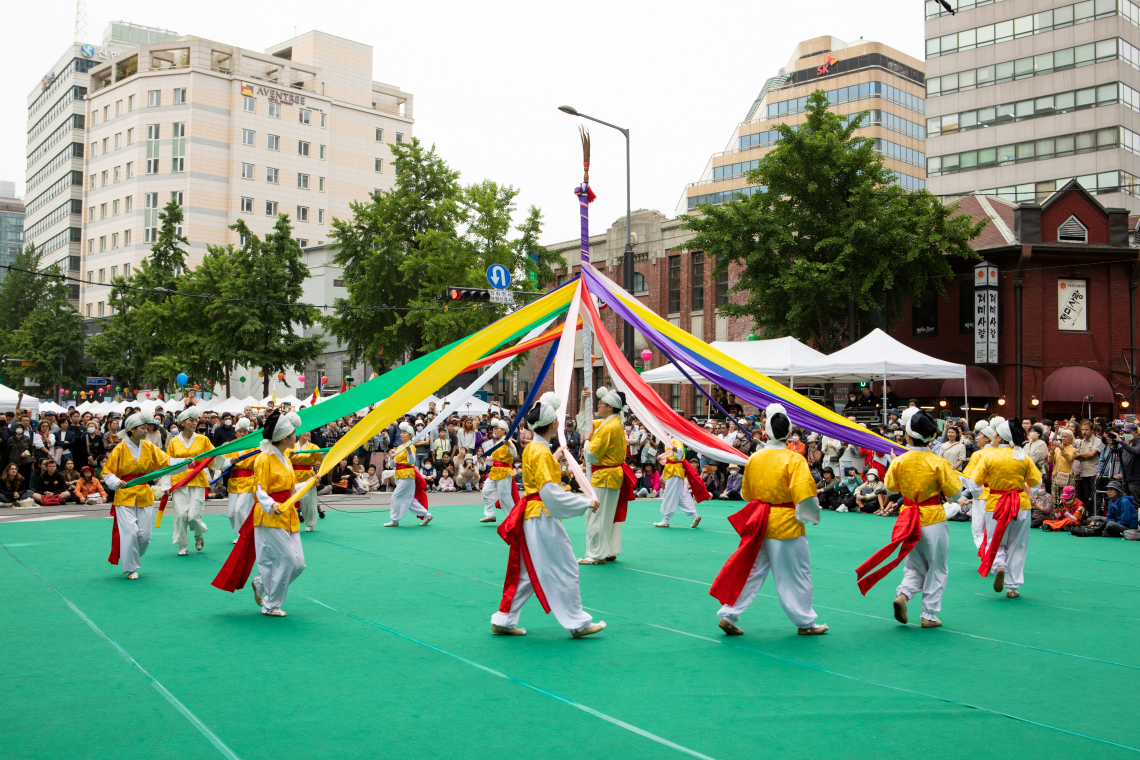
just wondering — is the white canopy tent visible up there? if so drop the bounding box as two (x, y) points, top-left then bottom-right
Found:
(409, 394), (444, 415)
(641, 337), (828, 386)
(39, 400), (68, 415)
(0, 385), (38, 416)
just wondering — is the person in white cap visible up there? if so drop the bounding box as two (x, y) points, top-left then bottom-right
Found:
(250, 409), (306, 616)
(102, 412), (172, 579)
(491, 392), (606, 638)
(855, 408), (961, 628)
(963, 417), (1002, 549)
(580, 387), (635, 564)
(710, 403), (828, 636)
(166, 406), (213, 555)
(480, 418), (518, 524)
(290, 430), (324, 532)
(385, 421), (432, 527)
(654, 438), (707, 528)
(224, 417), (259, 543)
(968, 417), (1042, 598)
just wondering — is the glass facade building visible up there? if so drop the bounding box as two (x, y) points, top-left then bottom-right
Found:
(0, 183), (25, 284)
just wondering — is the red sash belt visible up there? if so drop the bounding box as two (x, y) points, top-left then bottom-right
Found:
(232, 469), (255, 478)
(108, 505), (120, 565)
(491, 460), (520, 510)
(212, 489), (290, 593)
(855, 495), (940, 595)
(592, 462), (636, 522)
(978, 488), (1022, 577)
(291, 465), (312, 472)
(709, 500), (794, 605)
(681, 459), (711, 503)
(396, 463), (430, 517)
(497, 493), (551, 614)
(156, 457), (214, 528)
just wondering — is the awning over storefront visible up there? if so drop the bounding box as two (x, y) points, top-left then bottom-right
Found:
(940, 366), (1000, 397)
(1042, 366), (1114, 403)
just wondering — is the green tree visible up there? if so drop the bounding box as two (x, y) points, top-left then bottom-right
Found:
(681, 90), (985, 354)
(514, 205), (560, 290)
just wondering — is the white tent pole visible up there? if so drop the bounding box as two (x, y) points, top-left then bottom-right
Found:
(882, 370), (888, 426)
(790, 374), (795, 392)
(964, 371), (970, 429)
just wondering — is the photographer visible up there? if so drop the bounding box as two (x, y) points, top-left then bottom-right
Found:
(1115, 423), (1140, 504)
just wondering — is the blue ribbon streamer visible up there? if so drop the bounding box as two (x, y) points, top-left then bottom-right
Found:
(485, 336), (560, 457)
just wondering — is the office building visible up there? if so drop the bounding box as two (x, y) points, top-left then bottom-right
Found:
(924, 0), (1140, 208)
(79, 30), (414, 319)
(678, 36), (927, 214)
(0, 181), (26, 283)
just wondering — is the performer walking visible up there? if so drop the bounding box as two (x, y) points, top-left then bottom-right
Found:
(967, 418), (1042, 598)
(385, 422), (432, 527)
(855, 409), (961, 628)
(710, 404), (828, 636)
(965, 418), (1001, 548)
(290, 430), (323, 532)
(654, 438), (708, 528)
(492, 393), (606, 638)
(225, 417), (258, 543)
(102, 412), (171, 579)
(480, 419), (518, 524)
(250, 410), (306, 616)
(580, 387), (634, 564)
(166, 407), (212, 555)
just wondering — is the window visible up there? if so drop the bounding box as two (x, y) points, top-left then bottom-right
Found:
(124, 262), (130, 276)
(103, 106), (109, 122)
(101, 170), (109, 187)
(144, 192), (159, 242)
(633, 272), (647, 292)
(102, 137), (109, 154)
(319, 144), (326, 160)
(110, 235), (117, 251)
(114, 133), (122, 150)
(319, 176), (325, 192)
(242, 162), (255, 180)
(670, 384), (681, 410)
(173, 88), (186, 104)
(110, 265), (117, 279)
(912, 288), (938, 336)
(242, 129), (255, 146)
(715, 254), (729, 307)
(375, 127), (384, 142)
(100, 203), (107, 219)
(668, 255), (681, 313)
(148, 90), (160, 107)
(298, 140), (310, 156)
(128, 94), (135, 111)
(125, 195), (132, 212)
(297, 238), (309, 248)
(86, 303), (92, 317)
(266, 167), (279, 184)
(268, 102), (280, 118)
(266, 201), (278, 216)
(86, 243), (93, 258)
(171, 122), (186, 172)
(127, 128), (134, 145)
(115, 100), (122, 117)
(98, 302), (104, 318)
(99, 267), (105, 282)
(298, 173), (309, 189)
(113, 166), (120, 183)
(171, 191), (184, 206)
(691, 252), (705, 310)
(240, 196), (254, 213)
(693, 385), (705, 416)
(88, 206), (94, 222)
(375, 158), (383, 172)
(320, 113), (326, 128)
(126, 162), (133, 179)
(112, 199), (119, 216)
(1058, 214), (1089, 242)
(90, 141), (98, 157)
(89, 174), (95, 190)
(395, 132), (403, 143)
(146, 124), (160, 174)
(267, 134), (279, 151)
(297, 206), (309, 222)
(243, 95), (255, 113)
(90, 110), (98, 126)
(318, 208), (324, 224)
(299, 109), (311, 125)
(124, 230), (131, 246)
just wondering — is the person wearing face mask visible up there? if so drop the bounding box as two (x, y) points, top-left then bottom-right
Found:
(1114, 423), (1140, 504)
(103, 413), (173, 580)
(74, 420), (106, 471)
(212, 413), (237, 446)
(8, 421), (33, 487)
(166, 407), (213, 556)
(1024, 424), (1049, 474)
(710, 403), (827, 637)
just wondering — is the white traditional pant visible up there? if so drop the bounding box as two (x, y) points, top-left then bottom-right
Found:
(170, 486), (208, 549)
(984, 508), (1031, 590)
(584, 485), (623, 560)
(251, 526), (305, 613)
(971, 497), (987, 548)
(298, 485), (318, 530)
(717, 536), (818, 629)
(897, 520), (949, 622)
(227, 491), (255, 537)
(482, 476), (515, 519)
(389, 477), (430, 523)
(491, 515), (595, 633)
(115, 504), (156, 574)
(660, 476), (698, 524)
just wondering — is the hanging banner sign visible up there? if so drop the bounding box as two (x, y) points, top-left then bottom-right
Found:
(974, 261), (999, 364)
(1058, 278), (1087, 331)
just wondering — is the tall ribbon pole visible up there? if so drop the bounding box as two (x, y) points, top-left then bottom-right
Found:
(575, 127), (594, 479)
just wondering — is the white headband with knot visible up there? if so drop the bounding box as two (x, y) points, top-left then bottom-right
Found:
(176, 406), (201, 423)
(597, 387), (625, 412)
(493, 419), (510, 432)
(399, 422), (415, 436)
(272, 411), (302, 442)
(118, 412), (150, 439)
(764, 402), (789, 441)
(529, 392), (561, 430)
(235, 417), (250, 431)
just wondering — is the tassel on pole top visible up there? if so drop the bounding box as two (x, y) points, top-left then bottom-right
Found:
(575, 126), (597, 203)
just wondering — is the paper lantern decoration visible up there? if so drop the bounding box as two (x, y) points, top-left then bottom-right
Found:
(176, 373), (188, 386)
(641, 349), (652, 362)
(258, 371), (265, 377)
(277, 372), (286, 380)
(320, 375), (329, 385)
(297, 375), (306, 383)
(116, 386), (122, 392)
(145, 392), (151, 398)
(238, 376), (246, 383)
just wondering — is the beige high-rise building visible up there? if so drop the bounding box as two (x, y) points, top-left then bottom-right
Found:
(79, 30), (413, 318)
(679, 36), (926, 214)
(924, 0), (1140, 208)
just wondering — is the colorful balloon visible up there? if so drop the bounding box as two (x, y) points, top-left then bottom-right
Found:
(641, 349), (652, 362)
(297, 375), (306, 383)
(176, 373), (188, 386)
(238, 376), (246, 383)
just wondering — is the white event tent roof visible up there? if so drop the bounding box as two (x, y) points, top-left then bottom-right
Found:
(794, 329), (966, 382)
(641, 337), (827, 385)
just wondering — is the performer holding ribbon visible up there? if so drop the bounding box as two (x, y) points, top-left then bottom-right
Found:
(491, 393), (606, 638)
(579, 387), (634, 564)
(965, 418), (1001, 549)
(103, 412), (171, 579)
(856, 409), (961, 628)
(166, 406), (212, 556)
(654, 438), (707, 528)
(225, 417), (259, 543)
(966, 418), (1041, 598)
(384, 422), (432, 528)
(709, 403), (827, 636)
(479, 419), (518, 524)
(290, 430), (324, 532)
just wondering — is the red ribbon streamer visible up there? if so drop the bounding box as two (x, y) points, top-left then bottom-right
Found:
(682, 460), (712, 503)
(709, 500), (794, 605)
(491, 460), (520, 510)
(978, 489), (1022, 577)
(156, 457), (214, 528)
(591, 463), (636, 522)
(855, 497), (938, 595)
(212, 489), (290, 592)
(497, 494), (551, 614)
(108, 506), (120, 565)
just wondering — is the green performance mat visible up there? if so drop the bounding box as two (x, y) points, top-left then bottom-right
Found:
(3, 499), (1138, 760)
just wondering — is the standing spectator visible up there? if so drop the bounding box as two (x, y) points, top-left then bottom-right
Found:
(640, 435), (659, 467)
(74, 419), (106, 469)
(32, 421), (54, 469)
(1050, 428), (1077, 504)
(432, 427), (452, 465)
(565, 419), (582, 462)
(457, 417), (478, 453)
(1025, 424), (1050, 475)
(0, 462), (31, 506)
(785, 430), (806, 457)
(102, 416), (120, 453)
(1104, 481), (1138, 537)
(1116, 422), (1140, 504)
(626, 419), (645, 465)
(55, 418), (76, 464)
(8, 420), (32, 487)
(723, 393), (744, 418)
(212, 413), (236, 446)
(1074, 419), (1104, 507)
(939, 426), (967, 471)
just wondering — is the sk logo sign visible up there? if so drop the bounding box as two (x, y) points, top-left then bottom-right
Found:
(817, 55), (838, 76)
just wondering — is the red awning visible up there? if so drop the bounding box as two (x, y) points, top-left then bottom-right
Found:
(1042, 366), (1114, 403)
(940, 366), (1000, 398)
(876, 379), (941, 398)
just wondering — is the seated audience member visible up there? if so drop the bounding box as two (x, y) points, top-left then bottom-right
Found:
(325, 459), (365, 495)
(438, 467), (456, 492)
(361, 465), (381, 492)
(1105, 481), (1139, 537)
(454, 454), (481, 491)
(1043, 485), (1085, 532)
(853, 470), (886, 513)
(33, 458), (73, 505)
(61, 458), (81, 487)
(633, 467), (651, 498)
(73, 465), (108, 504)
(816, 467), (841, 510)
(0, 463), (31, 506)
(421, 459), (438, 492)
(716, 463), (743, 500)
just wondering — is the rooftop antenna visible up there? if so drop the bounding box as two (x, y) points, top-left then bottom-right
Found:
(74, 0), (87, 42)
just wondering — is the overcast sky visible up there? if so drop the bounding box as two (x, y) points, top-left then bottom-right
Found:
(5, 0), (925, 246)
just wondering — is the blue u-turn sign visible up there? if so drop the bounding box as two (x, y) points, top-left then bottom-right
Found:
(486, 264), (511, 289)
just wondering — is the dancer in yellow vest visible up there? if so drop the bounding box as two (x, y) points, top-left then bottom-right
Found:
(480, 419), (518, 523)
(710, 403), (827, 636)
(225, 417), (259, 543)
(385, 422), (432, 527)
(290, 430), (323, 532)
(251, 410), (306, 616)
(964, 417), (1002, 548)
(166, 406), (212, 555)
(491, 392), (606, 638)
(102, 412), (171, 579)
(580, 387), (634, 564)
(654, 439), (707, 528)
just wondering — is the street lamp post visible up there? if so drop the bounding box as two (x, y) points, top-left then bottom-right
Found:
(558, 105), (635, 366)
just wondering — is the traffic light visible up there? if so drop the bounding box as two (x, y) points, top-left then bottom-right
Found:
(445, 287), (491, 302)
